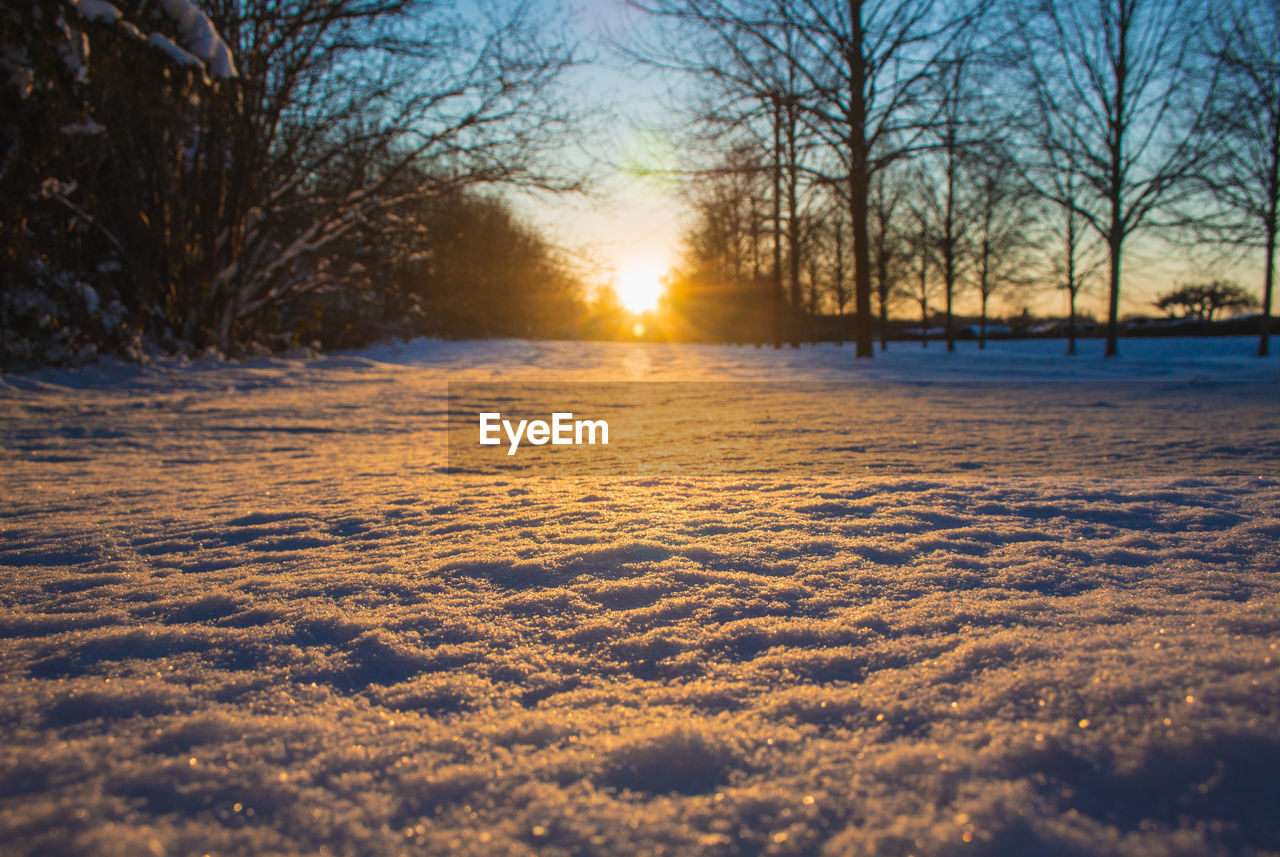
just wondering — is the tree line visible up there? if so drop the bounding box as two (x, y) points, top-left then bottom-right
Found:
(0, 0), (590, 367)
(638, 0), (1279, 357)
(4, 0), (1277, 366)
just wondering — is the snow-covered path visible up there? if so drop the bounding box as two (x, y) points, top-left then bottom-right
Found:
(1, 338), (1278, 856)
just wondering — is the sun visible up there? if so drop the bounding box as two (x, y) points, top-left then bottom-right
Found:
(615, 263), (666, 315)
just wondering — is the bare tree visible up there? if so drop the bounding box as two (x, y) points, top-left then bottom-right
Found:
(1005, 0), (1207, 357)
(802, 214), (825, 316)
(967, 143), (1036, 349)
(1039, 171), (1104, 354)
(681, 145), (776, 286)
(918, 54), (978, 352)
(902, 174), (941, 347)
(638, 0), (988, 356)
(774, 0), (989, 357)
(1, 0), (585, 357)
(1185, 0), (1280, 356)
(1154, 281), (1256, 322)
(830, 204), (852, 321)
(629, 0), (820, 346)
(866, 168), (907, 349)
(202, 0), (584, 351)
(668, 147), (778, 341)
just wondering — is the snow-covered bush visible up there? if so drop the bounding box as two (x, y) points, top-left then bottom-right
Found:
(0, 260), (138, 367)
(2, 0), (583, 366)
(0, 0), (236, 367)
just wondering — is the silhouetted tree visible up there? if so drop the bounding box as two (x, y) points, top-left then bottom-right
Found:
(636, 0), (989, 357)
(1005, 0), (1208, 356)
(868, 168), (908, 350)
(778, 0), (990, 357)
(967, 143), (1035, 348)
(1154, 281), (1255, 322)
(629, 0), (818, 346)
(903, 174), (941, 347)
(1040, 172), (1105, 355)
(0, 0), (239, 364)
(667, 149), (776, 341)
(1184, 0), (1280, 356)
(920, 54), (978, 352)
(830, 205), (852, 323)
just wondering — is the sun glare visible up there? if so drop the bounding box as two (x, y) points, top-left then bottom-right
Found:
(615, 264), (666, 315)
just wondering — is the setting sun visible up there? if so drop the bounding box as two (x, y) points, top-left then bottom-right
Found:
(615, 263), (666, 314)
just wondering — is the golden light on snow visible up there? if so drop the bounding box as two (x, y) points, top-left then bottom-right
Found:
(5, 339), (1280, 856)
(615, 262), (665, 314)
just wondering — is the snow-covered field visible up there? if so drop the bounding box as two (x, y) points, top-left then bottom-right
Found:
(1, 337), (1278, 857)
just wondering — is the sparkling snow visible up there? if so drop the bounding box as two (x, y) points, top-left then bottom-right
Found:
(1, 338), (1277, 856)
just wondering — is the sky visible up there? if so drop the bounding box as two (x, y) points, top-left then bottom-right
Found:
(510, 0), (687, 300)
(515, 0), (1266, 322)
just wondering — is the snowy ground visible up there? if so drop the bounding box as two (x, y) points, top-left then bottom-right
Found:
(1, 337), (1278, 857)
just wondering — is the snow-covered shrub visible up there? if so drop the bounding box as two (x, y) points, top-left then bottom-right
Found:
(3, 0), (584, 365)
(0, 257), (140, 367)
(0, 0), (236, 367)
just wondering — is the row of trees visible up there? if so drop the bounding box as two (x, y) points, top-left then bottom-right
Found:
(637, 0), (1279, 357)
(0, 0), (588, 366)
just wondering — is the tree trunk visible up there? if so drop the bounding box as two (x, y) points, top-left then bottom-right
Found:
(1259, 96), (1279, 356)
(1261, 149), (1277, 355)
(944, 261), (955, 352)
(848, 0), (873, 358)
(1066, 221), (1077, 356)
(879, 281), (889, 351)
(979, 292), (987, 350)
(772, 98), (784, 350)
(943, 139), (957, 353)
(1104, 9), (1128, 359)
(786, 99), (801, 348)
(877, 226), (889, 352)
(1262, 222), (1275, 357)
(834, 215), (846, 346)
(851, 168), (873, 358)
(1067, 292), (1078, 356)
(1105, 227), (1122, 357)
